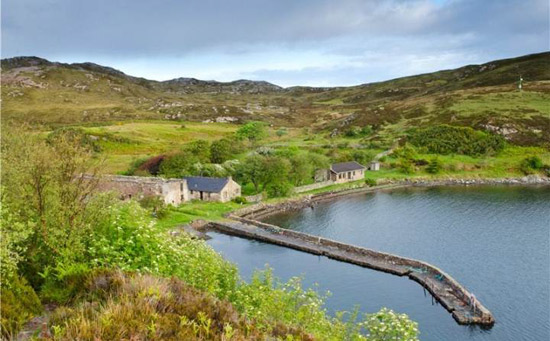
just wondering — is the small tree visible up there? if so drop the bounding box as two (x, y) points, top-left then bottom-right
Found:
(210, 139), (233, 164)
(183, 140), (211, 163)
(236, 121), (267, 143)
(426, 158), (442, 174)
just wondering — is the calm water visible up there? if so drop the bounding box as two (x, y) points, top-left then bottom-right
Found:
(207, 186), (550, 340)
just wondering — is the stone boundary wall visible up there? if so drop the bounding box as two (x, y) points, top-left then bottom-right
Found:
(294, 180), (335, 193)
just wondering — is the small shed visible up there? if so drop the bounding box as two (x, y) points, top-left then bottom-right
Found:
(368, 161), (380, 171)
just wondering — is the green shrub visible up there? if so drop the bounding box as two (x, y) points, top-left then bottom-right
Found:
(426, 158), (442, 174)
(123, 157), (149, 176)
(233, 196), (248, 204)
(408, 125), (505, 156)
(138, 196), (170, 219)
(364, 308), (419, 340)
(520, 156), (544, 174)
(365, 178), (377, 187)
(48, 271), (311, 341)
(1, 276), (42, 339)
(399, 158), (415, 174)
(266, 181), (294, 198)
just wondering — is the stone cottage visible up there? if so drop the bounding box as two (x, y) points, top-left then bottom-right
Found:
(329, 161), (366, 183)
(185, 176), (241, 203)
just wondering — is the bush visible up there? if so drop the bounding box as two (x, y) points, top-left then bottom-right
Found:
(236, 121), (267, 143)
(365, 178), (377, 187)
(520, 156), (544, 174)
(233, 196), (248, 204)
(364, 308), (419, 340)
(138, 196), (170, 219)
(1, 276), (42, 339)
(426, 158), (442, 174)
(399, 158), (415, 174)
(47, 271), (311, 341)
(408, 125), (505, 156)
(266, 181), (294, 198)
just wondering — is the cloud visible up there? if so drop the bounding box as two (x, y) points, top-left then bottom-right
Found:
(2, 0), (548, 86)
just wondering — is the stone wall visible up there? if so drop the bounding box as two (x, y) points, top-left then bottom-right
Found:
(95, 175), (188, 205)
(294, 180), (335, 193)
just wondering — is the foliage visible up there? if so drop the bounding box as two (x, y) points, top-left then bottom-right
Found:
(0, 276), (42, 339)
(47, 127), (102, 152)
(266, 181), (294, 198)
(47, 270), (311, 341)
(365, 178), (377, 187)
(1, 125), (101, 288)
(426, 158), (443, 174)
(398, 158), (415, 174)
(183, 139), (211, 163)
(233, 196), (248, 204)
(520, 156), (544, 174)
(276, 127), (288, 138)
(1, 128), (419, 340)
(0, 192), (33, 285)
(138, 195), (169, 219)
(136, 155), (165, 176)
(363, 308), (419, 340)
(408, 125), (505, 156)
(235, 121), (267, 143)
(122, 156), (149, 176)
(159, 152), (198, 178)
(210, 138), (233, 163)
(352, 150), (375, 165)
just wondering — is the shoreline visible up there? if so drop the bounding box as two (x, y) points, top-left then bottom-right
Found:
(233, 174), (550, 220)
(203, 175), (549, 326)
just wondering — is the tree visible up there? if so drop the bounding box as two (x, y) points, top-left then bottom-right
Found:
(1, 125), (101, 287)
(236, 121), (267, 143)
(159, 152), (198, 178)
(236, 154), (264, 193)
(210, 138), (233, 163)
(183, 140), (211, 163)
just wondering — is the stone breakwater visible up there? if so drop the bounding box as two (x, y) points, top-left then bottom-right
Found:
(214, 176), (548, 325)
(208, 218), (495, 326)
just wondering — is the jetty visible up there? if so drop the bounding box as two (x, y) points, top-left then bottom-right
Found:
(207, 216), (495, 326)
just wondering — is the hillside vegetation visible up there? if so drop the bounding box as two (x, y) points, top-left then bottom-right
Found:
(3, 52), (549, 147)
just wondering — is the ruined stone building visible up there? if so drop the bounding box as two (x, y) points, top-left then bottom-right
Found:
(95, 175), (240, 204)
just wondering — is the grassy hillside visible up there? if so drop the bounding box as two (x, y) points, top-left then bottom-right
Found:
(3, 52), (549, 147)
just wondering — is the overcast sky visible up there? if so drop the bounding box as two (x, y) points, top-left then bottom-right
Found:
(2, 0), (549, 87)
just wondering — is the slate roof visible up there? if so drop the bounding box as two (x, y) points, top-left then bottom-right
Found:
(184, 176), (229, 193)
(330, 161), (366, 173)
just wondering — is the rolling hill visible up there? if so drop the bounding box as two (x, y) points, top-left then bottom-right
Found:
(2, 52), (549, 146)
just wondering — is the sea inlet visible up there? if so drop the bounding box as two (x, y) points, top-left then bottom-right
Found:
(207, 185), (550, 341)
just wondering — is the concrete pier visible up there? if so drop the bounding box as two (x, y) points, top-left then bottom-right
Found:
(208, 216), (495, 326)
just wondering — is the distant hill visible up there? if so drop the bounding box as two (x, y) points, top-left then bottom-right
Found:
(2, 52), (549, 146)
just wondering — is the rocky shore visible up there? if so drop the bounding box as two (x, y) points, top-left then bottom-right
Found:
(231, 175), (550, 220)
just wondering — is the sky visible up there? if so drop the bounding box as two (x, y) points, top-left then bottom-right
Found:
(2, 0), (549, 87)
